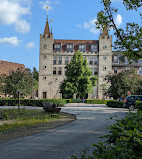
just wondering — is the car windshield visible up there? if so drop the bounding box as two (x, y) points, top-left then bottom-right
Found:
(125, 96), (135, 100)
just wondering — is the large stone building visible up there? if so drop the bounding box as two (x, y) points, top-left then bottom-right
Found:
(38, 14), (142, 99)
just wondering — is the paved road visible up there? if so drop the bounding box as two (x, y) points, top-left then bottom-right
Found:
(0, 104), (129, 159)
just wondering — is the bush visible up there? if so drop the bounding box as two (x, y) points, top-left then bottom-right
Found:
(0, 99), (67, 107)
(106, 101), (124, 108)
(136, 101), (142, 110)
(43, 102), (61, 113)
(85, 99), (113, 104)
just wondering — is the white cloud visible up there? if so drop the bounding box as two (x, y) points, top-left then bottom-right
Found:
(77, 18), (99, 35)
(0, 0), (31, 33)
(25, 42), (35, 49)
(114, 14), (123, 27)
(15, 20), (30, 33)
(0, 36), (21, 46)
(39, 0), (59, 10)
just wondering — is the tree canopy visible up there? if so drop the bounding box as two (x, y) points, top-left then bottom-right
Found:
(60, 51), (98, 98)
(1, 68), (33, 98)
(96, 0), (142, 60)
(107, 69), (142, 100)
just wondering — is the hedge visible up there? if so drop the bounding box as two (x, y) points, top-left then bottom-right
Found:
(85, 99), (113, 104)
(136, 101), (142, 110)
(0, 99), (68, 107)
(106, 101), (124, 108)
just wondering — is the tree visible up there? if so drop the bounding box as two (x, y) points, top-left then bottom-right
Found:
(107, 69), (141, 99)
(60, 51), (98, 98)
(32, 67), (39, 81)
(2, 68), (33, 98)
(96, 0), (142, 60)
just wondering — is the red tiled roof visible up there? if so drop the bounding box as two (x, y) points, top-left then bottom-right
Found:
(0, 60), (25, 76)
(54, 39), (99, 52)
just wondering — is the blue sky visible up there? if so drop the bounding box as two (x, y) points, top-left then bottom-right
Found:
(0, 0), (141, 70)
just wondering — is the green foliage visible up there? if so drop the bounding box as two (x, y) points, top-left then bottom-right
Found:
(106, 101), (124, 108)
(96, 0), (142, 60)
(70, 111), (142, 159)
(136, 101), (142, 110)
(32, 67), (39, 81)
(60, 51), (98, 98)
(0, 99), (67, 107)
(2, 68), (33, 98)
(43, 102), (61, 112)
(107, 69), (142, 100)
(85, 99), (112, 104)
(0, 109), (60, 133)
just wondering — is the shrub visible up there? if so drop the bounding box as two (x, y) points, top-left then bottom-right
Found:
(106, 101), (124, 108)
(136, 101), (142, 110)
(85, 99), (113, 104)
(43, 102), (61, 113)
(70, 99), (82, 103)
(0, 99), (67, 107)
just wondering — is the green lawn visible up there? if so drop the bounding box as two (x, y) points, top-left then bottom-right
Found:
(0, 109), (60, 133)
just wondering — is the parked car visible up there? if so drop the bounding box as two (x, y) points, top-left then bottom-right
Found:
(123, 95), (142, 111)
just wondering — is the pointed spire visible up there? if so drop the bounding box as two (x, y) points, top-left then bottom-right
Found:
(43, 6), (50, 37)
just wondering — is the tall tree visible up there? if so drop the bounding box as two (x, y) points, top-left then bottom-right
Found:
(107, 69), (141, 99)
(3, 68), (33, 98)
(96, 0), (142, 60)
(60, 51), (98, 98)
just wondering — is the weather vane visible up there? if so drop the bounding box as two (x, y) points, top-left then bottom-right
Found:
(46, 6), (49, 15)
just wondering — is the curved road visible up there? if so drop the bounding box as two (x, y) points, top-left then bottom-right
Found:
(0, 104), (129, 159)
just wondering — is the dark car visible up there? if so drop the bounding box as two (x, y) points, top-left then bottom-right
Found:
(123, 95), (142, 111)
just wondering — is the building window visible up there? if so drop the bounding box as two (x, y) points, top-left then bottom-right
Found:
(53, 56), (57, 64)
(125, 67), (130, 70)
(58, 56), (62, 64)
(79, 44), (85, 52)
(124, 57), (129, 64)
(53, 67), (56, 75)
(103, 67), (106, 71)
(43, 92), (47, 99)
(65, 57), (69, 64)
(139, 67), (142, 74)
(43, 76), (47, 80)
(103, 56), (107, 60)
(58, 67), (62, 75)
(103, 46), (107, 50)
(54, 44), (61, 52)
(94, 68), (98, 75)
(43, 65), (47, 69)
(91, 44), (97, 53)
(89, 57), (93, 65)
(114, 67), (117, 74)
(66, 44), (73, 52)
(43, 44), (47, 49)
(113, 56), (118, 63)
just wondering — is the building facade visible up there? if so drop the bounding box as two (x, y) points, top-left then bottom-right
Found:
(38, 15), (142, 99)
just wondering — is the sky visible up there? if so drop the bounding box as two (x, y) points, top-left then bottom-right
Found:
(0, 0), (141, 70)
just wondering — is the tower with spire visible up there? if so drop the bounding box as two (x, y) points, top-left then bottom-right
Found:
(38, 6), (54, 99)
(98, 26), (112, 99)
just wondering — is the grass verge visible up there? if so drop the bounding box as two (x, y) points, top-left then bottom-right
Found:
(0, 109), (60, 133)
